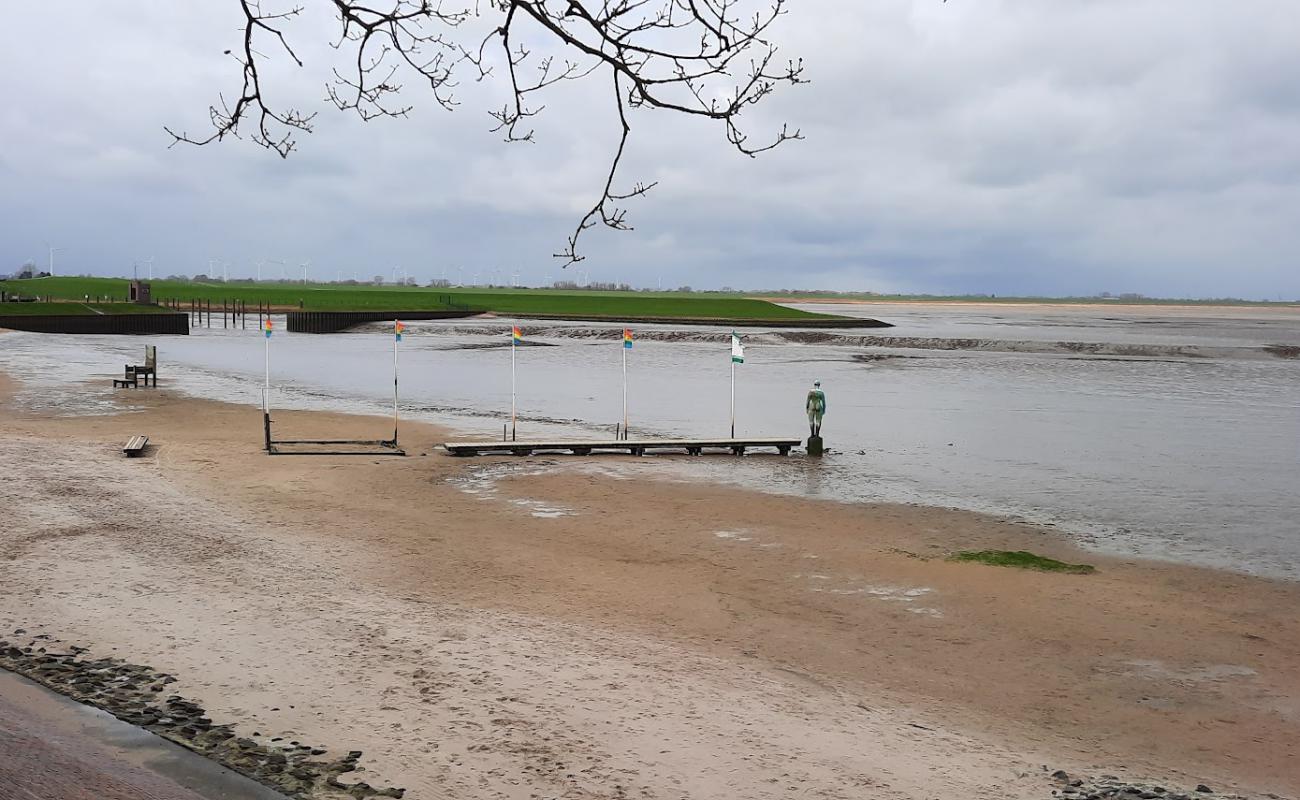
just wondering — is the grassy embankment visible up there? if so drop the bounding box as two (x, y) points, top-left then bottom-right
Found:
(1, 278), (838, 321)
(0, 301), (178, 316)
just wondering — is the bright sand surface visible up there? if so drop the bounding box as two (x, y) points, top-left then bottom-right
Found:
(1, 366), (1297, 799)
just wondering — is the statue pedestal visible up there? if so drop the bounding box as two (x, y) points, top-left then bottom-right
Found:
(806, 436), (824, 457)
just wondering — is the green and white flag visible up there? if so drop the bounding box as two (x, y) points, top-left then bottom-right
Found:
(731, 331), (744, 364)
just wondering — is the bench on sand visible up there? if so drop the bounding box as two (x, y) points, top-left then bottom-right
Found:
(126, 345), (157, 387)
(123, 435), (149, 457)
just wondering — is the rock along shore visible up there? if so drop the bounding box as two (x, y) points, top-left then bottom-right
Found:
(0, 631), (404, 800)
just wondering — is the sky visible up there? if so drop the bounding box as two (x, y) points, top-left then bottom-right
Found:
(2, 1), (1299, 298)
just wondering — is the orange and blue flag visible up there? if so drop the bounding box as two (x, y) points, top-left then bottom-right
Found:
(395, 320), (405, 342)
(263, 318), (273, 339)
(511, 325), (523, 344)
(623, 328), (633, 349)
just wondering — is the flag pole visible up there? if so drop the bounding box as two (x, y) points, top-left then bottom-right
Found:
(622, 341), (628, 440)
(730, 358), (735, 438)
(392, 321), (400, 446)
(264, 325), (270, 392)
(263, 317), (272, 452)
(511, 327), (517, 442)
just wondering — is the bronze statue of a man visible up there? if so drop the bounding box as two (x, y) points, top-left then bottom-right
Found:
(806, 380), (826, 438)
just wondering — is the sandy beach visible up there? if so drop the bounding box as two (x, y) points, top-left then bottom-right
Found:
(1, 365), (1297, 800)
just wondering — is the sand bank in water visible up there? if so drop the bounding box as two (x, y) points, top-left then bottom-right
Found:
(1, 376), (1297, 799)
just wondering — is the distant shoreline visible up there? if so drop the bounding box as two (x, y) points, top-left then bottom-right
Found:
(756, 296), (1300, 312)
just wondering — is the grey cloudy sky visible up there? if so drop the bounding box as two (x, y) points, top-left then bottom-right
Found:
(2, 1), (1298, 298)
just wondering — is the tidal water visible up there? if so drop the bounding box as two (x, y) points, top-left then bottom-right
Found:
(2, 303), (1297, 579)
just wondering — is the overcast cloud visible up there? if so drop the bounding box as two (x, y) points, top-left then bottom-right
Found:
(2, 1), (1298, 297)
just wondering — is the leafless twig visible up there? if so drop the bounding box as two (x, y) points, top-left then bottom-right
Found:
(169, 0), (806, 263)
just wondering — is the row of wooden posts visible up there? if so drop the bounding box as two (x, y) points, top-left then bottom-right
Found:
(158, 298), (284, 330)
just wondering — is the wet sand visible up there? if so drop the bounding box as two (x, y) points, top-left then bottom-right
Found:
(1, 368), (1297, 799)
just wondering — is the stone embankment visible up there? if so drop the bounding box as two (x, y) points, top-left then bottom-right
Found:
(0, 632), (403, 800)
(1047, 769), (1272, 800)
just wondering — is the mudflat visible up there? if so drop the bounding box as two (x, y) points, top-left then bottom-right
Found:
(1, 370), (1296, 799)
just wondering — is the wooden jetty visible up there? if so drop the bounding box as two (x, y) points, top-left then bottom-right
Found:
(443, 437), (802, 457)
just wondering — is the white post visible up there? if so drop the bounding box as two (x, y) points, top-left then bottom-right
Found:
(622, 344), (628, 440)
(730, 359), (736, 438)
(392, 324), (400, 445)
(510, 333), (517, 441)
(263, 320), (271, 414)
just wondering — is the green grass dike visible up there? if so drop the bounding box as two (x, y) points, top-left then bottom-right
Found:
(0, 301), (179, 316)
(1, 277), (849, 323)
(948, 549), (1096, 574)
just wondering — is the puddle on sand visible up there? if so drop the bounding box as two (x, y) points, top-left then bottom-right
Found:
(796, 576), (944, 618)
(1121, 660), (1258, 685)
(509, 497), (576, 519)
(447, 461), (577, 519)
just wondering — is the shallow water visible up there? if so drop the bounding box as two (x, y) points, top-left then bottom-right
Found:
(2, 303), (1297, 579)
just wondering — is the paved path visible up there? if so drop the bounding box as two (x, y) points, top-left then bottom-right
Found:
(0, 670), (278, 800)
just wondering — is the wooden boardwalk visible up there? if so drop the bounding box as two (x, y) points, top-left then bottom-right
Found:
(443, 437), (802, 457)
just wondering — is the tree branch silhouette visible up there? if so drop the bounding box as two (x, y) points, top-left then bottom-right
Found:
(167, 0), (805, 264)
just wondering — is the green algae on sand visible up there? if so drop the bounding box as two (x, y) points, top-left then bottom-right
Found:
(949, 550), (1096, 574)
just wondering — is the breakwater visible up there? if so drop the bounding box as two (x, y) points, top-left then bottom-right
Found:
(286, 309), (482, 333)
(0, 312), (189, 335)
(506, 312), (889, 328)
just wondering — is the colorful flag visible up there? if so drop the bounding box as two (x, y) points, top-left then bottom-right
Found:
(623, 328), (633, 349)
(512, 325), (523, 344)
(731, 331), (744, 364)
(395, 320), (405, 342)
(264, 318), (273, 339)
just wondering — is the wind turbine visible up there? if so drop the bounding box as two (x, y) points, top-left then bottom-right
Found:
(300, 260), (311, 285)
(143, 256), (155, 280)
(208, 258), (220, 281)
(254, 259), (266, 282)
(45, 243), (63, 276)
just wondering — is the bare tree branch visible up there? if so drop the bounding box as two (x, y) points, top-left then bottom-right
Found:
(170, 0), (806, 263)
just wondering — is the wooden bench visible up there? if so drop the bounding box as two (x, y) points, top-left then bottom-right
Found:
(126, 345), (157, 387)
(112, 374), (138, 389)
(123, 435), (149, 457)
